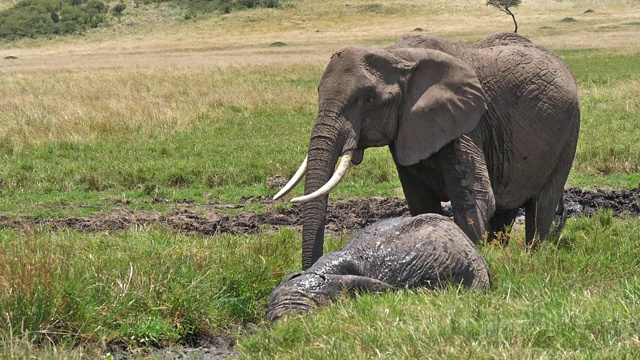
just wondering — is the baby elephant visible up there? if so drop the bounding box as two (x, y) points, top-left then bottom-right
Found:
(268, 214), (491, 321)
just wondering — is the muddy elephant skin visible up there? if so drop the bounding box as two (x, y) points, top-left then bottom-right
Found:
(268, 214), (491, 321)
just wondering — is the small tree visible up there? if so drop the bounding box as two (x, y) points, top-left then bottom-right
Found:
(486, 0), (521, 33)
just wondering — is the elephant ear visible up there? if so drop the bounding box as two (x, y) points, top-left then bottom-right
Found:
(391, 48), (487, 166)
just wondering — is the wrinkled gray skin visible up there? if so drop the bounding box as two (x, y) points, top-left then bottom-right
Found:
(268, 214), (491, 321)
(297, 32), (580, 269)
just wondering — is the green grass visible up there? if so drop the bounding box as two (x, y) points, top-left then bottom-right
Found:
(562, 50), (640, 187)
(0, 103), (400, 217)
(0, 227), (347, 356)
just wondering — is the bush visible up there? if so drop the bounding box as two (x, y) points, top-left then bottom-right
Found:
(0, 0), (109, 40)
(111, 2), (126, 17)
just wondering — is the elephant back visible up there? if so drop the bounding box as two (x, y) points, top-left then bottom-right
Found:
(472, 32), (533, 48)
(320, 214), (492, 292)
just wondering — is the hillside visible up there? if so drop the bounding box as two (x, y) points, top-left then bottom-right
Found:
(0, 0), (282, 40)
(2, 0), (640, 72)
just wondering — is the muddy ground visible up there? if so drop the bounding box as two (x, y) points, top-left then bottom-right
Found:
(2, 188), (639, 236)
(2, 187), (639, 359)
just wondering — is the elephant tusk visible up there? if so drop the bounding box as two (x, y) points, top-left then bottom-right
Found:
(273, 156), (308, 200)
(290, 151), (352, 204)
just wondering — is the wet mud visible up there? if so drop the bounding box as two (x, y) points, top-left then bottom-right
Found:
(2, 188), (639, 236)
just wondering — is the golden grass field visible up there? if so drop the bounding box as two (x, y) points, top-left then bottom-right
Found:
(1, 0), (639, 146)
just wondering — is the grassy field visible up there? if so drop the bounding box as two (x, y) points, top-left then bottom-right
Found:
(1, 0), (640, 358)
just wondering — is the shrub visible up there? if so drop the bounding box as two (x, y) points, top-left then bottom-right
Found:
(0, 0), (109, 40)
(111, 2), (126, 17)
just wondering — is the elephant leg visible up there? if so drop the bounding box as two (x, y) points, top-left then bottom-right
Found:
(524, 187), (564, 247)
(525, 134), (576, 246)
(488, 208), (519, 244)
(551, 194), (567, 237)
(392, 149), (443, 215)
(449, 191), (494, 242)
(438, 136), (496, 242)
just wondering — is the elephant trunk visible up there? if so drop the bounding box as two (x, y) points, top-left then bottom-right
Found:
(301, 115), (351, 270)
(267, 294), (314, 321)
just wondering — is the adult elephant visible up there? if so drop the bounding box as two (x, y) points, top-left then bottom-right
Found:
(275, 32), (581, 270)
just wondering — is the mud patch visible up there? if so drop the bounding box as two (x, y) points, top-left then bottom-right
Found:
(106, 333), (238, 360)
(563, 187), (640, 217)
(1, 188), (639, 236)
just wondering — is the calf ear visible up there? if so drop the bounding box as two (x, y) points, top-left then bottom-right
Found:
(329, 274), (394, 294)
(390, 48), (487, 166)
(284, 271), (305, 281)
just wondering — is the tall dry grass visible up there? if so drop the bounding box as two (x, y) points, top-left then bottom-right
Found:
(0, 65), (320, 145)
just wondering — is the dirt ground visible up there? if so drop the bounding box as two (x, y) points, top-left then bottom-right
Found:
(2, 188), (639, 236)
(3, 187), (639, 359)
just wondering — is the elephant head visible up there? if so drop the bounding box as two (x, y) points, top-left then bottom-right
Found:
(267, 271), (393, 321)
(275, 46), (487, 269)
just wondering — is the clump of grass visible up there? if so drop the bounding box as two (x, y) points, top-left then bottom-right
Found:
(0, 226), (332, 355)
(0, 225), (352, 357)
(0, 235), (58, 344)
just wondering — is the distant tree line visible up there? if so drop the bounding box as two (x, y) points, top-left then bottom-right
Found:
(0, 0), (281, 40)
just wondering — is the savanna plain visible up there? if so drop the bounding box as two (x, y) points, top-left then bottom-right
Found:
(1, 0), (640, 358)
